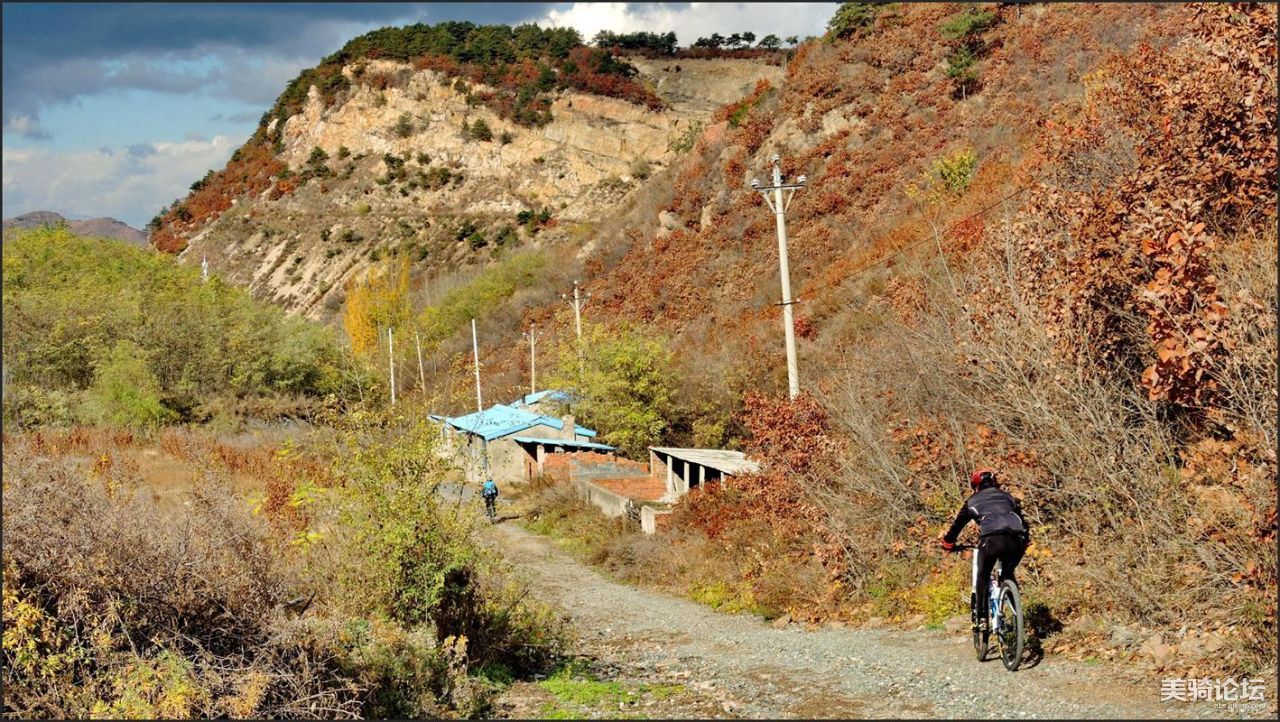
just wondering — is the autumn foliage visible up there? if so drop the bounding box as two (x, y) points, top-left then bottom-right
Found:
(150, 141), (286, 253)
(1017, 3), (1276, 411)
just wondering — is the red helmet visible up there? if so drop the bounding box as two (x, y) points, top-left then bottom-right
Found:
(970, 468), (996, 488)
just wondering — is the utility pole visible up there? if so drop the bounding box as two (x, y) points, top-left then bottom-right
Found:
(471, 318), (483, 413)
(414, 330), (426, 393)
(750, 154), (807, 400)
(388, 327), (397, 406)
(562, 280), (591, 370)
(522, 324), (543, 396)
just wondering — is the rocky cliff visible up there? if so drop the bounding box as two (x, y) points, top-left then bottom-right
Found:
(169, 55), (781, 319)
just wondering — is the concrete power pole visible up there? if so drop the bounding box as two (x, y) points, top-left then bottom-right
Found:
(562, 280), (591, 370)
(388, 327), (397, 406)
(522, 324), (543, 396)
(471, 318), (483, 413)
(414, 330), (426, 393)
(750, 154), (807, 400)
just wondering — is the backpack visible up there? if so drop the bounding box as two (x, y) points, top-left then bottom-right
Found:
(482, 480), (498, 498)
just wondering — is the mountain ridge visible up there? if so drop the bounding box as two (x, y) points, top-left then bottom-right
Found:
(2, 211), (148, 246)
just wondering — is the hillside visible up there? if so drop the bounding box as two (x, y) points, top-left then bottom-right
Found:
(146, 2), (1275, 677)
(1, 226), (351, 428)
(3, 211), (148, 245)
(151, 23), (783, 319)
(460, 1), (1277, 677)
(5, 3), (1275, 707)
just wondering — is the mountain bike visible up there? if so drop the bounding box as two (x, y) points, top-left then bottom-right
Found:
(949, 543), (1024, 671)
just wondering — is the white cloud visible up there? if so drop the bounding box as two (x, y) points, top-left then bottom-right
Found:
(3, 113), (50, 140)
(540, 2), (837, 46)
(2, 135), (238, 227)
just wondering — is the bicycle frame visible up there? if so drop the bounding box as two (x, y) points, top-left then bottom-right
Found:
(966, 545), (1001, 632)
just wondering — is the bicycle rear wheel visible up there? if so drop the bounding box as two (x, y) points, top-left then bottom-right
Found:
(971, 592), (988, 661)
(998, 580), (1024, 671)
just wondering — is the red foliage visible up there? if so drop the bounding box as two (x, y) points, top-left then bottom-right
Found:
(152, 141), (286, 253)
(1017, 3), (1276, 411)
(561, 47), (665, 111)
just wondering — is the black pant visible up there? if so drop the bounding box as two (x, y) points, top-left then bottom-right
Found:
(976, 532), (1026, 625)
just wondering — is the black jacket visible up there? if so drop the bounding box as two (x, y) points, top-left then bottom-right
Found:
(943, 485), (1028, 543)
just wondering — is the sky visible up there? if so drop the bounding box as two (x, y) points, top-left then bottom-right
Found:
(2, 2), (836, 229)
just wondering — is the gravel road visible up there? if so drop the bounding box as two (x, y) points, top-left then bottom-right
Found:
(484, 517), (1269, 720)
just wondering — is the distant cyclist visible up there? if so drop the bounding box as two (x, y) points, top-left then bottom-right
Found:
(939, 469), (1029, 632)
(482, 478), (499, 522)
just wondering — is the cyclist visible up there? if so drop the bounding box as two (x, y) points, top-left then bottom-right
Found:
(939, 468), (1029, 633)
(481, 478), (499, 521)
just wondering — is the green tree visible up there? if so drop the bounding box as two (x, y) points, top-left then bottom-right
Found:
(81, 340), (172, 428)
(468, 118), (493, 142)
(826, 2), (881, 40)
(758, 34), (782, 50)
(549, 322), (677, 458)
(391, 113), (415, 138)
(945, 44), (980, 97)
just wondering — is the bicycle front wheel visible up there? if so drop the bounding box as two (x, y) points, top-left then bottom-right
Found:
(971, 592), (988, 661)
(998, 580), (1024, 671)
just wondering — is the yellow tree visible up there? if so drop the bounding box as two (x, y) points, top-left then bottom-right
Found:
(343, 258), (412, 358)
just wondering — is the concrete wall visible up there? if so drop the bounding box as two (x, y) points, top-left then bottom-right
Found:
(641, 506), (673, 535)
(572, 478), (634, 519)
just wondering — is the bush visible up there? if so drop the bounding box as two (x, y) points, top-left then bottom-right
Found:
(417, 250), (547, 350)
(629, 159), (652, 180)
(1, 228), (350, 426)
(1, 414), (567, 719)
(392, 112), (415, 138)
(826, 2), (882, 40)
(469, 118), (493, 142)
(931, 147), (977, 194)
(81, 340), (173, 428)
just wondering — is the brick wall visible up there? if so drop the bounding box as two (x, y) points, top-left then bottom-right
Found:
(568, 456), (649, 485)
(543, 454), (571, 483)
(592, 475), (667, 502)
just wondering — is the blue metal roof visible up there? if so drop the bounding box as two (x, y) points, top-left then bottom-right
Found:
(511, 435), (616, 452)
(511, 389), (574, 407)
(434, 403), (596, 441)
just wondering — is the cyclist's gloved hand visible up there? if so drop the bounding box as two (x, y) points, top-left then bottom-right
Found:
(939, 537), (956, 552)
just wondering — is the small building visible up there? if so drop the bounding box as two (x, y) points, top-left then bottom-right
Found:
(431, 403), (608, 484)
(648, 447), (761, 497)
(510, 389), (575, 416)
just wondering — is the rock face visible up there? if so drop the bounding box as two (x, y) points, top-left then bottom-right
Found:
(3, 211), (148, 246)
(177, 56), (783, 320)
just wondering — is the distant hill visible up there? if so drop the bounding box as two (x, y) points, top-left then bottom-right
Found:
(2, 211), (148, 246)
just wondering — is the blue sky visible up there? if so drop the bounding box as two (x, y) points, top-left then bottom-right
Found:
(2, 2), (834, 228)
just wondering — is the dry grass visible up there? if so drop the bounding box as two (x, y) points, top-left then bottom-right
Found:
(814, 213), (1276, 674)
(2, 420), (569, 719)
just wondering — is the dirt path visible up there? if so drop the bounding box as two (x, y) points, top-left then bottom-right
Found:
(483, 517), (1266, 720)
